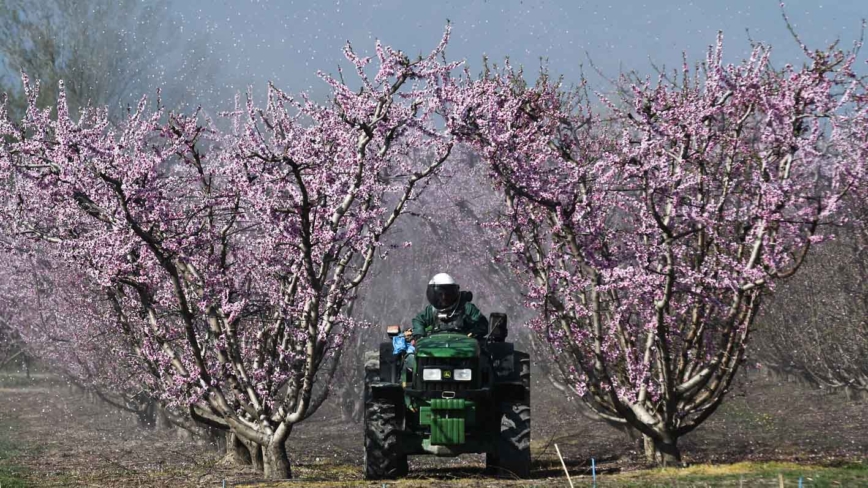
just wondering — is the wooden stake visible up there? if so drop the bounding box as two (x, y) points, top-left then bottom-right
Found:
(554, 443), (575, 488)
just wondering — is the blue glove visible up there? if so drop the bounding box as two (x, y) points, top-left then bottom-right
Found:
(392, 336), (408, 355)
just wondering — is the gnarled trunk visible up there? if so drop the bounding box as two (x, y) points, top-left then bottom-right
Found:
(250, 443), (264, 472)
(155, 406), (173, 431)
(340, 389), (365, 423)
(230, 432), (269, 474)
(263, 440), (291, 479)
(225, 432), (252, 466)
(134, 398), (157, 428)
(643, 433), (681, 466)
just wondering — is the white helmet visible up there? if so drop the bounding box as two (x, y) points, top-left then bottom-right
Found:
(429, 273), (456, 286)
(427, 273), (460, 311)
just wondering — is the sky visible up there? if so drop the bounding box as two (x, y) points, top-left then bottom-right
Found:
(169, 0), (868, 101)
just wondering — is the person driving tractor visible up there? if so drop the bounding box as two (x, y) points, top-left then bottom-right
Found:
(411, 273), (488, 339)
(397, 273), (488, 388)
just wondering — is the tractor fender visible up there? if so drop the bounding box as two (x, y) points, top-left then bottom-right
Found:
(485, 342), (516, 381)
(491, 349), (530, 404)
(369, 382), (403, 403)
(493, 382), (527, 403)
(378, 342), (399, 383)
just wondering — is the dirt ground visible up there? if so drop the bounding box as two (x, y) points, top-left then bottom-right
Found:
(1, 369), (867, 487)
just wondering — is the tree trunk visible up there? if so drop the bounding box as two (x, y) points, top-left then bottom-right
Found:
(263, 440), (291, 479)
(339, 394), (354, 423)
(643, 434), (658, 464)
(155, 406), (173, 431)
(201, 426), (224, 449)
(351, 395), (364, 423)
(135, 398), (157, 428)
(225, 433), (252, 466)
(341, 393), (364, 423)
(248, 442), (264, 472)
(656, 443), (681, 466)
(844, 386), (855, 401)
(642, 433), (682, 466)
(176, 427), (194, 441)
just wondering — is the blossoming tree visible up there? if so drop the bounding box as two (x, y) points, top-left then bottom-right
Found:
(0, 247), (197, 430)
(0, 31), (459, 478)
(445, 36), (867, 464)
(755, 68), (868, 397)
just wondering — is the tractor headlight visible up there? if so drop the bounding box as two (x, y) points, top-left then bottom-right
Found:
(453, 369), (472, 381)
(422, 368), (442, 381)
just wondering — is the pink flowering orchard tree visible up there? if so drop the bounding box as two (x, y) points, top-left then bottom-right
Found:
(445, 36), (867, 464)
(0, 247), (197, 429)
(0, 295), (26, 371)
(0, 31), (459, 478)
(0, 257), (25, 371)
(0, 320), (22, 369)
(755, 66), (868, 396)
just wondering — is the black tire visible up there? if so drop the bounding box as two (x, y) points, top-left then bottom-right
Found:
(486, 401), (531, 478)
(364, 351), (407, 480)
(487, 352), (531, 478)
(364, 397), (408, 479)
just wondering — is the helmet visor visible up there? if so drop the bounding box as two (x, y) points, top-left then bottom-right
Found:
(426, 284), (459, 310)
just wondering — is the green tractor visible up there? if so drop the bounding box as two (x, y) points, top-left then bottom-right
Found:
(363, 310), (531, 479)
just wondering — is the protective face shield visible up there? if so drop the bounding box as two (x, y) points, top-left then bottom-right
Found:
(426, 273), (460, 312)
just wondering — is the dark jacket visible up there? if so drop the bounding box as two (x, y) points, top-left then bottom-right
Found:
(411, 296), (489, 339)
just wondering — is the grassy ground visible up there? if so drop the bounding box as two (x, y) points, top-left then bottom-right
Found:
(0, 373), (36, 487)
(232, 461), (868, 487)
(0, 422), (30, 488)
(616, 461), (868, 487)
(1, 371), (867, 487)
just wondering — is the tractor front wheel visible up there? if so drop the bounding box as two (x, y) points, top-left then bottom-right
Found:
(363, 397), (408, 479)
(486, 400), (531, 478)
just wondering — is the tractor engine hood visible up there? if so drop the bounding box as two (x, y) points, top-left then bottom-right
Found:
(416, 333), (479, 359)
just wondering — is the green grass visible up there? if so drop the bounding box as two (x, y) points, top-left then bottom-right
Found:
(0, 466), (30, 488)
(613, 461), (868, 487)
(0, 425), (29, 488)
(244, 461), (868, 487)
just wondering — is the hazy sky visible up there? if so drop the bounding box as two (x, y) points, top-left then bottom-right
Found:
(170, 0), (867, 100)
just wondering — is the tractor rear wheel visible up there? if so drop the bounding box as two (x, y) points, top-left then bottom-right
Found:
(363, 353), (407, 479)
(486, 400), (531, 478)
